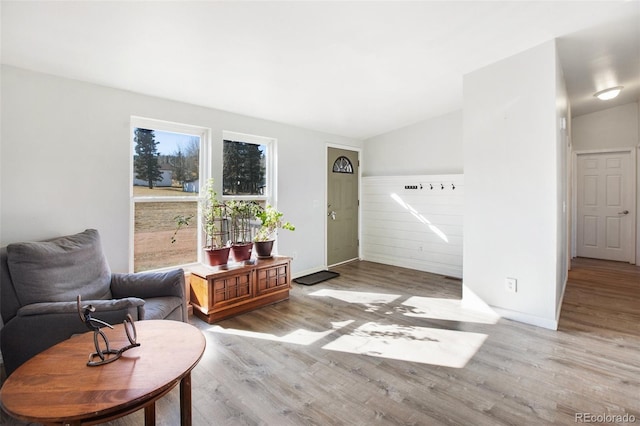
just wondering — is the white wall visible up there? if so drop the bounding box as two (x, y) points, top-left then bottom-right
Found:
(361, 174), (464, 278)
(572, 101), (640, 265)
(362, 110), (463, 176)
(0, 65), (362, 274)
(463, 40), (564, 329)
(572, 102), (639, 150)
(555, 48), (570, 316)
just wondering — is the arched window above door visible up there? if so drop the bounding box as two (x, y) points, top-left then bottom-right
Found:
(332, 156), (354, 174)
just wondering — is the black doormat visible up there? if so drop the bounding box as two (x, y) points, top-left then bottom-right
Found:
(294, 270), (340, 286)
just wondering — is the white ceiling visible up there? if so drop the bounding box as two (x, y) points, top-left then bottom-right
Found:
(2, 1), (639, 140)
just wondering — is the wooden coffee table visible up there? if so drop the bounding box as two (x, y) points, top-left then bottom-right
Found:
(0, 320), (206, 425)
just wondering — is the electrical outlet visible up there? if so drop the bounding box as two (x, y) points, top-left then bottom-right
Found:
(505, 277), (517, 293)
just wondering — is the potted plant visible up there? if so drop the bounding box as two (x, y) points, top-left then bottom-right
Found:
(201, 179), (230, 265)
(227, 200), (259, 262)
(253, 204), (295, 258)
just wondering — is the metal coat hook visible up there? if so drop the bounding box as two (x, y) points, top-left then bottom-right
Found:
(452, 183), (456, 190)
(420, 184), (423, 190)
(441, 183), (444, 190)
(430, 184), (433, 190)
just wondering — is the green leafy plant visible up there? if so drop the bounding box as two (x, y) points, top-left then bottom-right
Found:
(171, 178), (228, 249)
(254, 204), (295, 242)
(227, 200), (260, 243)
(171, 214), (193, 244)
(201, 178), (228, 248)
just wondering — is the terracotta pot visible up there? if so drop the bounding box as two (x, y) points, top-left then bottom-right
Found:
(254, 240), (274, 258)
(230, 242), (253, 262)
(205, 246), (230, 266)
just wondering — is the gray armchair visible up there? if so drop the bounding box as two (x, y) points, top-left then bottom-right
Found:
(0, 229), (187, 377)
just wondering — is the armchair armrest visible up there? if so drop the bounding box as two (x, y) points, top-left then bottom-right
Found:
(110, 269), (185, 300)
(17, 297), (145, 317)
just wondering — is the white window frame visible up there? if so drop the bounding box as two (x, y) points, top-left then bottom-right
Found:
(129, 116), (211, 272)
(221, 130), (276, 204)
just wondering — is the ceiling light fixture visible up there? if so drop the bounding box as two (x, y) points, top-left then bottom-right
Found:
(594, 86), (623, 101)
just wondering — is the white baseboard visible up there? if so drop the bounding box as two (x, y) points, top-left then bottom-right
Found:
(292, 266), (326, 280)
(362, 255), (462, 279)
(492, 306), (558, 330)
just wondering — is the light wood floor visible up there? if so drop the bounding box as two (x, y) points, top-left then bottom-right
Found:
(3, 258), (639, 425)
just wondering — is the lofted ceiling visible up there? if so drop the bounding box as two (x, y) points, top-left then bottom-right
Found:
(1, 1), (639, 140)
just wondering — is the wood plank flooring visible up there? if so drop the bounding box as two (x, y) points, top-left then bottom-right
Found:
(2, 258), (639, 425)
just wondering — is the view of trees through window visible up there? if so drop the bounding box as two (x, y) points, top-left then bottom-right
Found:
(131, 126), (272, 272)
(133, 128), (200, 195)
(132, 127), (201, 272)
(223, 139), (266, 196)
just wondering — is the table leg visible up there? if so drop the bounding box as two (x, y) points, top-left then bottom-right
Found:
(180, 372), (192, 426)
(144, 401), (156, 426)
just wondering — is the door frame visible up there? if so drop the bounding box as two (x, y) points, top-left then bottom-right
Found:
(572, 147), (637, 264)
(325, 143), (363, 268)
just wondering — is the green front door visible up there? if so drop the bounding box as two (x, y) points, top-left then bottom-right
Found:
(327, 147), (359, 266)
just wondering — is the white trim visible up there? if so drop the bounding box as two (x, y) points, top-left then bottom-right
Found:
(222, 130), (275, 147)
(492, 306), (558, 330)
(132, 116), (211, 139)
(221, 130), (275, 203)
(271, 137), (279, 255)
(572, 147), (637, 264)
(328, 257), (360, 269)
(325, 143), (363, 269)
(637, 143), (640, 266)
(221, 130), (279, 253)
(555, 273), (568, 328)
(292, 266), (326, 280)
(129, 116), (211, 272)
(571, 152), (576, 259)
(633, 147), (638, 265)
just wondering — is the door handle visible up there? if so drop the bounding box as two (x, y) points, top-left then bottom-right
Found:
(618, 210), (629, 215)
(328, 211), (336, 220)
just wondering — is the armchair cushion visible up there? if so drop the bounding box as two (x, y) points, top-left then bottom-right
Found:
(17, 297), (145, 318)
(138, 296), (184, 321)
(6, 229), (111, 306)
(111, 269), (185, 300)
(111, 268), (187, 321)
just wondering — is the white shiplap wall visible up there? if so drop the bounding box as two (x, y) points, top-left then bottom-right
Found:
(361, 174), (464, 278)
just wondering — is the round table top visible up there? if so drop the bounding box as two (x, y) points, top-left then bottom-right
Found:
(0, 320), (206, 424)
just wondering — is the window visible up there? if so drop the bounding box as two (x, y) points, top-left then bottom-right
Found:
(222, 132), (274, 243)
(222, 131), (273, 200)
(332, 156), (353, 174)
(131, 117), (209, 272)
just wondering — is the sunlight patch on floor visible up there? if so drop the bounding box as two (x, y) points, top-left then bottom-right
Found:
(402, 295), (500, 324)
(310, 288), (499, 324)
(207, 320), (354, 346)
(212, 288), (497, 367)
(322, 322), (488, 368)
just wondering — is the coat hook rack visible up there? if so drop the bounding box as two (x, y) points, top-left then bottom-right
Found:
(419, 181), (460, 191)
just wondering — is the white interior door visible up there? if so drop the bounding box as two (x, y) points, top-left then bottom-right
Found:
(576, 151), (634, 262)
